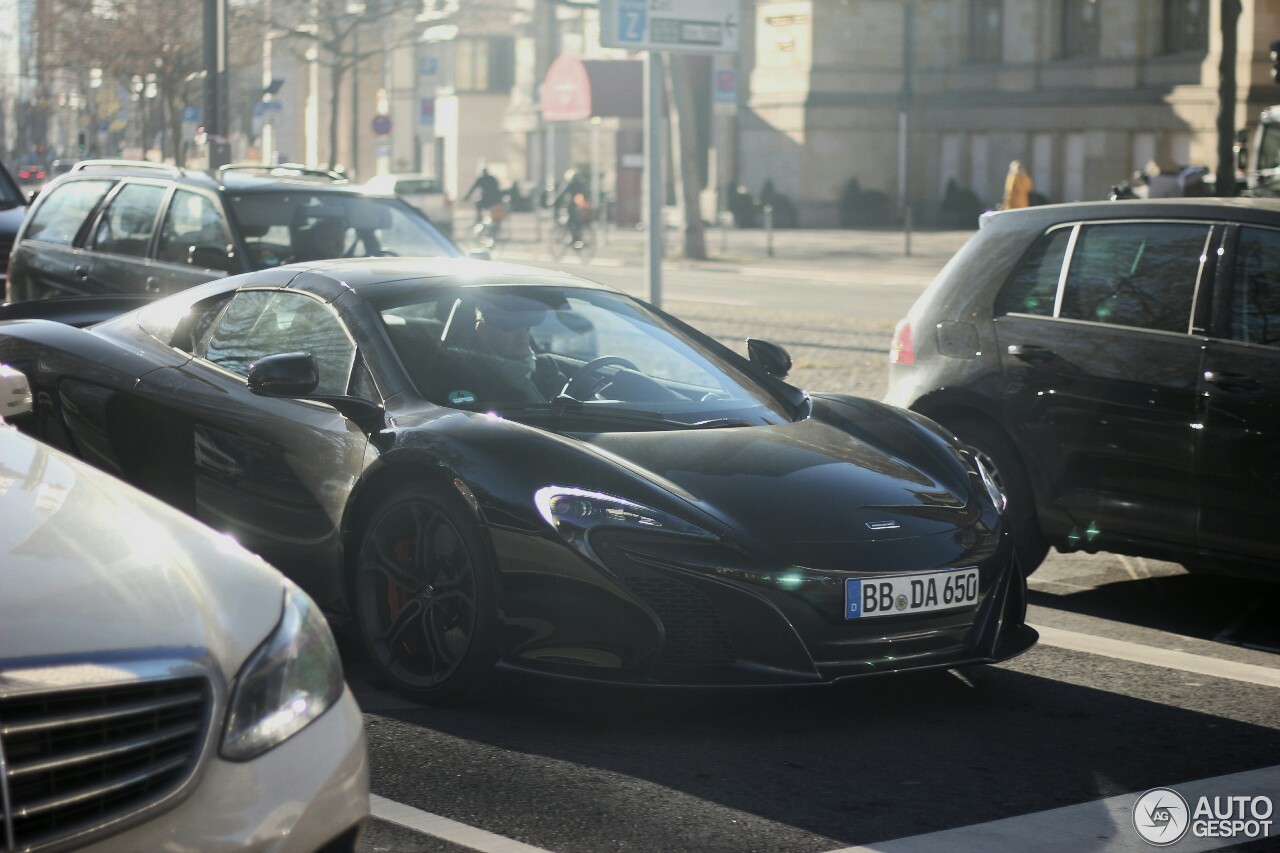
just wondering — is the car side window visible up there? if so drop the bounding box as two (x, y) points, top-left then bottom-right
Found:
(1230, 227), (1280, 347)
(996, 227), (1072, 316)
(89, 183), (167, 258)
(157, 190), (234, 271)
(1059, 222), (1208, 333)
(23, 179), (114, 246)
(203, 290), (357, 396)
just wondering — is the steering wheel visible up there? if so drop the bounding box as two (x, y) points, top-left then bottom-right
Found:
(561, 356), (638, 400)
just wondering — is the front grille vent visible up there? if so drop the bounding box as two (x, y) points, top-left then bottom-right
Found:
(623, 574), (736, 667)
(0, 677), (210, 852)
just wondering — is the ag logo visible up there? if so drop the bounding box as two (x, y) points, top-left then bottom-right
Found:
(1133, 787), (1190, 846)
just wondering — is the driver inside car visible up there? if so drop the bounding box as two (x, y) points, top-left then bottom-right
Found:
(444, 296), (569, 404)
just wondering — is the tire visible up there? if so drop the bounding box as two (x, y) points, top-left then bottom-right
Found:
(353, 481), (498, 703)
(947, 417), (1049, 576)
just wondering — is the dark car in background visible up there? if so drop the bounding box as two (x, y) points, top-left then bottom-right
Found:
(886, 198), (1280, 582)
(5, 160), (461, 304)
(0, 159), (29, 292)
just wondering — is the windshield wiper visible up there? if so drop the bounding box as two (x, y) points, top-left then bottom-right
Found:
(547, 394), (676, 427)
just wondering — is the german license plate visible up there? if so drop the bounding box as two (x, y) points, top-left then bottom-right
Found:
(845, 568), (979, 619)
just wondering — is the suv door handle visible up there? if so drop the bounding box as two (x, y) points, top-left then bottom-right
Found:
(1203, 370), (1262, 395)
(1007, 344), (1054, 364)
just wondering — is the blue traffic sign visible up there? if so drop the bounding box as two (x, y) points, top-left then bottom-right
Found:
(618, 0), (647, 43)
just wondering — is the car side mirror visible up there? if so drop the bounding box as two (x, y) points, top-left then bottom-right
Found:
(26, 189), (39, 204)
(746, 338), (792, 379)
(248, 352), (320, 397)
(248, 352), (386, 431)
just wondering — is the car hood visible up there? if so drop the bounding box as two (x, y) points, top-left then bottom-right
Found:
(577, 398), (979, 546)
(0, 425), (285, 680)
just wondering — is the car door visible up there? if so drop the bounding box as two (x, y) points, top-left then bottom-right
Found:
(992, 219), (1215, 548)
(82, 180), (168, 295)
(7, 178), (114, 300)
(142, 286), (374, 603)
(150, 188), (240, 294)
(1196, 223), (1280, 567)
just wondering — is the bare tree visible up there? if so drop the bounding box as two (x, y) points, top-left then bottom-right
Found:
(665, 53), (708, 260)
(274, 0), (421, 170)
(37, 0), (262, 166)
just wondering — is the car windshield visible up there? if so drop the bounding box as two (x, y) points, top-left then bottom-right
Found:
(224, 191), (457, 270)
(372, 284), (796, 428)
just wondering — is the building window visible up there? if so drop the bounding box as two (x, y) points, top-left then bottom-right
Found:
(969, 0), (1003, 63)
(1163, 0), (1207, 54)
(1062, 0), (1101, 59)
(451, 37), (514, 93)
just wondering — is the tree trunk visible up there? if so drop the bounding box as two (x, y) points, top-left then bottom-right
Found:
(328, 62), (346, 170)
(666, 54), (707, 260)
(1217, 0), (1241, 196)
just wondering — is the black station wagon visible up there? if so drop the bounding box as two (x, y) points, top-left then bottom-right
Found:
(886, 198), (1280, 581)
(5, 160), (459, 304)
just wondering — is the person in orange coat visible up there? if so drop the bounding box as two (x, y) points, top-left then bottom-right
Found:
(1003, 160), (1034, 209)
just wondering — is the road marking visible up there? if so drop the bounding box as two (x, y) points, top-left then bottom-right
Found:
(370, 794), (554, 853)
(1034, 624), (1280, 689)
(827, 764), (1280, 852)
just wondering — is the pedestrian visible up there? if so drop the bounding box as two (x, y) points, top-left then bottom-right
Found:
(1002, 160), (1034, 210)
(464, 167), (503, 224)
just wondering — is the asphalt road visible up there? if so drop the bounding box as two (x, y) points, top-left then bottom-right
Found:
(350, 229), (1280, 853)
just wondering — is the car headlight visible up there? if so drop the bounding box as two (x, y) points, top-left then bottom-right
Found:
(534, 486), (716, 560)
(221, 584), (344, 761)
(973, 456), (1007, 513)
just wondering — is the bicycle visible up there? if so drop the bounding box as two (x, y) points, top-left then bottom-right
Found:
(471, 203), (508, 253)
(548, 209), (596, 263)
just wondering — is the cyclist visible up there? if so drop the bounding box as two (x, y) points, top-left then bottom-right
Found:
(550, 169), (591, 248)
(464, 167), (503, 224)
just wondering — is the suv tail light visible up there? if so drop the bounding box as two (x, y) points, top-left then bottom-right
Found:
(890, 319), (914, 365)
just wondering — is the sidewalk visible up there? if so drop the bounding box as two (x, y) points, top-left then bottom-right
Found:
(478, 211), (975, 287)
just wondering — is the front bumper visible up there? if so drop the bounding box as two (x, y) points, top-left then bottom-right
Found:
(495, 527), (1037, 686)
(81, 688), (369, 853)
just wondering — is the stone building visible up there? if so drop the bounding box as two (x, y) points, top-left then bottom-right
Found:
(743, 0), (1280, 225)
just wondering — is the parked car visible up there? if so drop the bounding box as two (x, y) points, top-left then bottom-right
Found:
(0, 158), (29, 292)
(0, 364), (368, 852)
(15, 162), (47, 184)
(0, 257), (1033, 703)
(363, 172), (455, 237)
(5, 160), (461, 304)
(886, 198), (1280, 581)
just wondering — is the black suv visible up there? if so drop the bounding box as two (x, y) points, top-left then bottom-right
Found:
(5, 160), (460, 303)
(0, 159), (29, 293)
(886, 199), (1280, 581)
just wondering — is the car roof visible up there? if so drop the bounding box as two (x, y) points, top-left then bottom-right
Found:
(985, 196), (1280, 229)
(285, 257), (617, 300)
(54, 159), (396, 198)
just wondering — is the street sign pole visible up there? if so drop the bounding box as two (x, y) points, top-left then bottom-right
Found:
(601, 0), (741, 310)
(645, 51), (663, 309)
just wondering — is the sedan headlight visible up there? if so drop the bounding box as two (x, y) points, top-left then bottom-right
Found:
(534, 486), (716, 560)
(221, 584), (344, 761)
(973, 456), (1007, 513)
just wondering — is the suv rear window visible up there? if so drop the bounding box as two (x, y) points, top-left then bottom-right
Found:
(25, 180), (114, 246)
(998, 227), (1072, 316)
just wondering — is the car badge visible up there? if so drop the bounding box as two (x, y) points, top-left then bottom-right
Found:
(866, 520), (900, 530)
(447, 390), (477, 405)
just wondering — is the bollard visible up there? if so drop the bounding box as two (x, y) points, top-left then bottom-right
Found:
(904, 205), (913, 257)
(764, 203), (774, 257)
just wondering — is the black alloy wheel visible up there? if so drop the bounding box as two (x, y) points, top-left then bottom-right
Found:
(948, 417), (1050, 576)
(354, 482), (497, 703)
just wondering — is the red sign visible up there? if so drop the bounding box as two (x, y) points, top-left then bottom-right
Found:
(371, 114), (392, 135)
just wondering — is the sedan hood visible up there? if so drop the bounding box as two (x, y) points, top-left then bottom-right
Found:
(0, 425), (285, 680)
(580, 399), (978, 545)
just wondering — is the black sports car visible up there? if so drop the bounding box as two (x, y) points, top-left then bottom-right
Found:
(0, 258), (1035, 701)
